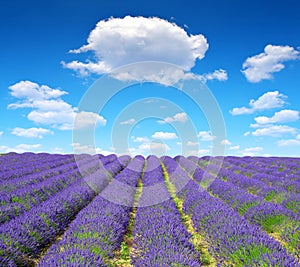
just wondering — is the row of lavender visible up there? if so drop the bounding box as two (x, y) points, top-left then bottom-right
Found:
(0, 154), (130, 266)
(38, 155), (145, 266)
(193, 156), (300, 214)
(0, 154), (120, 225)
(131, 156), (201, 266)
(183, 156), (300, 258)
(165, 156), (299, 266)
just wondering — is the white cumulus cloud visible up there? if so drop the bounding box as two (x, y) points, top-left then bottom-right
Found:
(11, 127), (53, 139)
(63, 16), (209, 76)
(152, 131), (178, 140)
(242, 44), (300, 82)
(230, 91), (287, 115)
(254, 109), (299, 124)
(9, 80), (67, 100)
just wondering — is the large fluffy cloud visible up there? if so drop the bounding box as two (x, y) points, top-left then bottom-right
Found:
(63, 16), (209, 76)
(8, 81), (106, 130)
(242, 45), (299, 83)
(230, 91), (286, 115)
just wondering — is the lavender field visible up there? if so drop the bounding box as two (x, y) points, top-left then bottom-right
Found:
(0, 153), (299, 267)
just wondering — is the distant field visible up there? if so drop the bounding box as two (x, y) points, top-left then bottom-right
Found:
(0, 153), (299, 266)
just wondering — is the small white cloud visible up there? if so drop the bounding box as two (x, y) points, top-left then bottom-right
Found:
(202, 69), (228, 81)
(186, 149), (209, 156)
(11, 127), (53, 139)
(197, 131), (215, 141)
(244, 131), (250, 136)
(71, 142), (114, 155)
(152, 131), (178, 140)
(254, 109), (299, 124)
(221, 139), (231, 145)
(0, 131), (3, 137)
(230, 91), (287, 115)
(242, 44), (300, 83)
(63, 16), (209, 76)
(159, 112), (188, 124)
(241, 146), (263, 156)
(120, 118), (136, 125)
(187, 141), (199, 146)
(128, 141), (170, 156)
(277, 139), (300, 147)
(229, 145), (240, 150)
(252, 125), (297, 137)
(0, 144), (41, 153)
(133, 136), (150, 143)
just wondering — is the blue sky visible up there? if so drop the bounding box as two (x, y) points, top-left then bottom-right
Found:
(1, 0), (300, 156)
